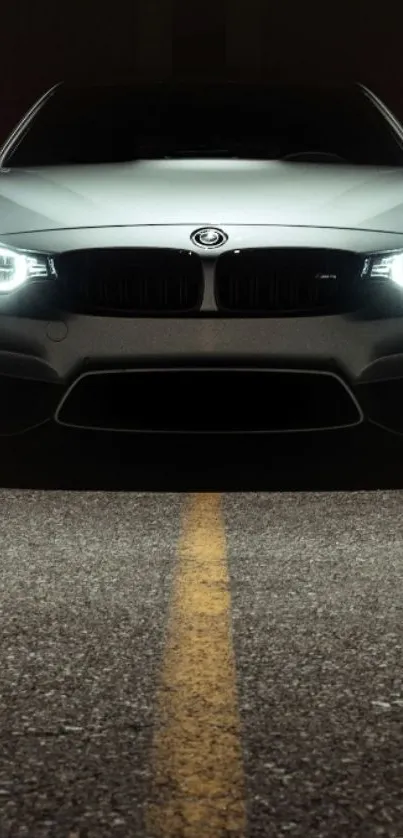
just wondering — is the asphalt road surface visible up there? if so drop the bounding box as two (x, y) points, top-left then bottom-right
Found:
(1, 423), (403, 837)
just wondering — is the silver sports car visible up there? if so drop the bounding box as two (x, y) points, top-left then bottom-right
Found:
(1, 80), (403, 435)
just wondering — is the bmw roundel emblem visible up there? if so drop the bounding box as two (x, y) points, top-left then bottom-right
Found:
(191, 227), (228, 249)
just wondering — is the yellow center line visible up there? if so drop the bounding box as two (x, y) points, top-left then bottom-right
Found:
(146, 492), (246, 838)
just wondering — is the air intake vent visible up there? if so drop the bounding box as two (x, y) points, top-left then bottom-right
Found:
(56, 368), (362, 432)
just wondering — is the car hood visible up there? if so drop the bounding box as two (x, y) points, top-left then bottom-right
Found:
(1, 159), (403, 235)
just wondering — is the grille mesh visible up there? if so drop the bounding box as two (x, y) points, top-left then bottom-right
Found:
(55, 248), (204, 315)
(215, 248), (362, 314)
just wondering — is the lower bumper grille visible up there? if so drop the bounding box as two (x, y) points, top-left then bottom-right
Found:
(55, 248), (204, 315)
(0, 375), (62, 434)
(215, 248), (362, 314)
(356, 377), (403, 435)
(56, 368), (362, 433)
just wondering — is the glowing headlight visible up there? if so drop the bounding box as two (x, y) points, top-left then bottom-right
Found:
(0, 246), (52, 293)
(362, 251), (403, 287)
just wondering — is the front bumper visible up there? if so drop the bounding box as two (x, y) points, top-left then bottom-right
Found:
(1, 310), (403, 434)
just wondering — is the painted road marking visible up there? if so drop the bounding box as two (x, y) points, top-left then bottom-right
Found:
(146, 493), (246, 837)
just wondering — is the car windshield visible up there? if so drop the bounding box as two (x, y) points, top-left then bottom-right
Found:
(4, 82), (403, 167)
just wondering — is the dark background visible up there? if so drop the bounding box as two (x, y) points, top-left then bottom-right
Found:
(1, 0), (403, 141)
